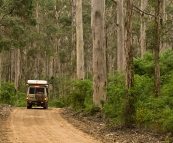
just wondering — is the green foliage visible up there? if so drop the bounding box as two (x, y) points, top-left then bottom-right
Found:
(160, 106), (173, 132)
(46, 25), (58, 35)
(146, 20), (156, 50)
(0, 0), (35, 52)
(133, 74), (154, 103)
(66, 79), (93, 111)
(83, 10), (90, 24)
(53, 78), (100, 115)
(161, 74), (173, 89)
(43, 0), (56, 11)
(148, 0), (157, 7)
(166, 5), (173, 14)
(103, 71), (126, 124)
(135, 96), (173, 133)
(106, 0), (116, 7)
(104, 50), (173, 133)
(0, 37), (12, 51)
(134, 49), (173, 77)
(59, 49), (67, 63)
(160, 49), (173, 76)
(134, 50), (173, 133)
(14, 91), (26, 107)
(0, 81), (27, 107)
(0, 82), (16, 105)
(59, 16), (72, 27)
(30, 18), (37, 26)
(49, 99), (65, 108)
(13, 82), (27, 107)
(84, 104), (101, 116)
(134, 51), (154, 76)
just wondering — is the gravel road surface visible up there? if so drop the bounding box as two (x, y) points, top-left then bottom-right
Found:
(5, 107), (101, 143)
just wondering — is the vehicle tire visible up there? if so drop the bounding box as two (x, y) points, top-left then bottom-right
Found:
(27, 104), (32, 109)
(43, 103), (48, 109)
(27, 106), (30, 109)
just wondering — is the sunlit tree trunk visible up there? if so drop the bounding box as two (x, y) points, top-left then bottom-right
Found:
(124, 0), (135, 127)
(140, 0), (148, 57)
(91, 0), (107, 107)
(76, 0), (84, 79)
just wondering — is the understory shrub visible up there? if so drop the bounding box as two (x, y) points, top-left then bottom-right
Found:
(104, 50), (173, 134)
(134, 51), (154, 76)
(0, 82), (16, 105)
(49, 98), (65, 108)
(103, 71), (126, 125)
(14, 91), (26, 107)
(136, 96), (173, 133)
(134, 50), (173, 133)
(66, 79), (94, 113)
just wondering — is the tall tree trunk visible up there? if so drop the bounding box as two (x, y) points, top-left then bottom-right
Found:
(91, 0), (107, 107)
(53, 4), (61, 98)
(14, 48), (21, 90)
(160, 0), (166, 52)
(0, 52), (1, 87)
(10, 49), (15, 82)
(140, 0), (148, 57)
(0, 25), (3, 86)
(117, 0), (125, 71)
(124, 0), (135, 127)
(76, 0), (84, 79)
(71, 0), (76, 79)
(154, 0), (161, 97)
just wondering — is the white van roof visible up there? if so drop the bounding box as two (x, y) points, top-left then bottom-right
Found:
(27, 80), (48, 85)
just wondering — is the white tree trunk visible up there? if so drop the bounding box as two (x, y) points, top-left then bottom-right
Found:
(140, 0), (148, 57)
(91, 0), (107, 107)
(76, 0), (84, 79)
(117, 0), (125, 71)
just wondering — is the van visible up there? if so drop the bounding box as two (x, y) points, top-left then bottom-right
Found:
(26, 80), (49, 109)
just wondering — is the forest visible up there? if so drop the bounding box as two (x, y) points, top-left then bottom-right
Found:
(0, 0), (173, 134)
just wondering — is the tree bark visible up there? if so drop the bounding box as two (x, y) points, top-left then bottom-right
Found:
(0, 52), (1, 87)
(124, 0), (135, 127)
(154, 0), (161, 97)
(71, 0), (76, 80)
(91, 0), (107, 107)
(14, 48), (20, 90)
(140, 0), (148, 57)
(76, 0), (84, 79)
(160, 0), (166, 52)
(117, 0), (125, 71)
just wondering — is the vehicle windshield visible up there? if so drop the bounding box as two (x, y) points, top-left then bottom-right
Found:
(29, 87), (44, 94)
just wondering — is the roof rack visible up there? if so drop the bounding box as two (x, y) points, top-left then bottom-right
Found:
(27, 80), (48, 85)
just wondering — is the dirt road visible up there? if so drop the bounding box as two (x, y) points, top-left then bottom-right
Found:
(6, 107), (101, 143)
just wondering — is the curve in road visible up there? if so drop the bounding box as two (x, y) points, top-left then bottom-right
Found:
(7, 107), (101, 143)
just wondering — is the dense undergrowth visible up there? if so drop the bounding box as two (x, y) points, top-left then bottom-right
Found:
(1, 49), (173, 134)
